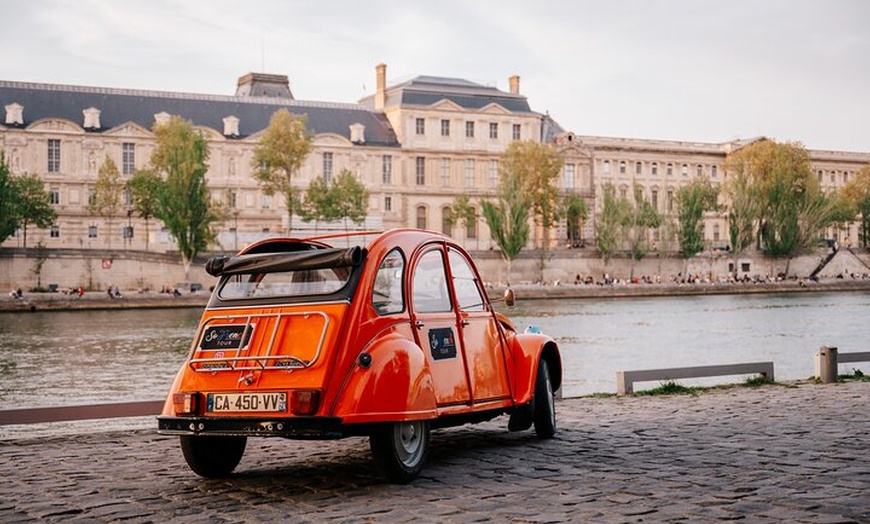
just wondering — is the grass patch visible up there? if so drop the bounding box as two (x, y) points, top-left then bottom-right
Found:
(838, 368), (869, 382)
(635, 380), (702, 396)
(742, 375), (773, 387)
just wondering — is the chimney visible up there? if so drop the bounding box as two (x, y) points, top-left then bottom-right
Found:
(82, 107), (101, 129)
(509, 75), (520, 95)
(375, 63), (387, 110)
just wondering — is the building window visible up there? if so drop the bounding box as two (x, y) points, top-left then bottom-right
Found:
(415, 118), (425, 135)
(830, 172), (836, 183)
(489, 122), (498, 139)
(696, 164), (703, 177)
(713, 224), (720, 242)
(667, 190), (674, 212)
(441, 119), (450, 137)
(465, 159), (475, 187)
(226, 190), (237, 209)
(50, 225), (60, 238)
(382, 155), (392, 184)
(489, 160), (499, 188)
(667, 163), (674, 176)
(619, 161), (626, 174)
(563, 164), (575, 189)
(322, 152), (333, 183)
(416, 157), (426, 185)
(384, 196), (392, 212)
(603, 160), (611, 175)
(47, 139), (60, 173)
(416, 206), (427, 230)
(635, 161), (642, 175)
(681, 164), (688, 176)
(49, 188), (59, 205)
(122, 142), (135, 176)
(440, 158), (450, 186)
(88, 225), (98, 238)
(261, 194), (271, 209)
(818, 170), (823, 183)
(844, 171), (849, 183)
(512, 124), (521, 141)
(465, 121), (475, 138)
(711, 165), (718, 178)
(651, 163), (658, 175)
(651, 190), (659, 210)
(442, 207), (453, 236)
(619, 187), (627, 199)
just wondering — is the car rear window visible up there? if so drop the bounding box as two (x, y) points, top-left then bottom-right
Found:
(218, 267), (351, 300)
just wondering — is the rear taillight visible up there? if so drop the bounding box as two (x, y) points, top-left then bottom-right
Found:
(290, 390), (320, 416)
(172, 392), (200, 415)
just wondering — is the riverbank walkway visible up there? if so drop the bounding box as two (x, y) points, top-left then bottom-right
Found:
(1, 380), (867, 523)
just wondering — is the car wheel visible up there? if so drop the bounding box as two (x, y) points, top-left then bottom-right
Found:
(369, 420), (430, 483)
(533, 359), (556, 438)
(180, 435), (247, 478)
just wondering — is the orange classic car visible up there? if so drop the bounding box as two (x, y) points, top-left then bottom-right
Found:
(158, 229), (561, 482)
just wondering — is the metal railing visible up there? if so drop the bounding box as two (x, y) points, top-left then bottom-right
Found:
(616, 362), (775, 396)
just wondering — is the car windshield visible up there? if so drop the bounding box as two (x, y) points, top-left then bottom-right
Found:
(218, 267), (352, 299)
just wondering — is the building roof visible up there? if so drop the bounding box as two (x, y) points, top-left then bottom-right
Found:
(0, 80), (399, 146)
(361, 75), (535, 114)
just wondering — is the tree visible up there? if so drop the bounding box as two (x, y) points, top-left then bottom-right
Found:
(150, 116), (218, 279)
(502, 141), (563, 249)
(722, 155), (761, 273)
(562, 193), (588, 247)
(14, 173), (56, 248)
(127, 169), (163, 251)
(299, 175), (336, 230)
(331, 169), (368, 232)
(90, 157), (124, 249)
(0, 151), (19, 246)
(675, 176), (720, 259)
(594, 183), (626, 265)
(250, 109), (313, 234)
(841, 165), (870, 247)
(447, 193), (478, 247)
(621, 183), (661, 278)
(481, 162), (531, 285)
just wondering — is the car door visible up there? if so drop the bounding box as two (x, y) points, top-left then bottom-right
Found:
(447, 247), (512, 403)
(410, 246), (471, 407)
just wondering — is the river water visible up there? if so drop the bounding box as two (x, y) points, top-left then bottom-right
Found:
(1, 292), (868, 437)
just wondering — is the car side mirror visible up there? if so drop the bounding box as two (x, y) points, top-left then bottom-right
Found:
(503, 288), (516, 308)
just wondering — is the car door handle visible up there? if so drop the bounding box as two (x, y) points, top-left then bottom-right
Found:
(460, 319), (470, 327)
(414, 320), (425, 329)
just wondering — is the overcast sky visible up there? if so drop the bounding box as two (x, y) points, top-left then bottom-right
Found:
(4, 0), (868, 152)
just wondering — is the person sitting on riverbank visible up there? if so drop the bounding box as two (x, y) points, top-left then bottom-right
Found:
(9, 288), (23, 299)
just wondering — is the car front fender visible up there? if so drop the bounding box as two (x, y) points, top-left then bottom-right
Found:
(330, 331), (437, 424)
(510, 333), (562, 405)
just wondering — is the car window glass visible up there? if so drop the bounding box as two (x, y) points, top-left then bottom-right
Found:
(219, 267), (349, 299)
(372, 249), (405, 315)
(448, 249), (486, 312)
(412, 249), (452, 313)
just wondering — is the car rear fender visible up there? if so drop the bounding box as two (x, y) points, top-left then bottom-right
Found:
(330, 330), (437, 424)
(510, 334), (562, 405)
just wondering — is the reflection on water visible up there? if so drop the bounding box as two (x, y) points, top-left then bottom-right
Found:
(1, 292), (868, 413)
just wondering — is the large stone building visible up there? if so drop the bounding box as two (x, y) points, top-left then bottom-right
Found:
(2, 64), (868, 255)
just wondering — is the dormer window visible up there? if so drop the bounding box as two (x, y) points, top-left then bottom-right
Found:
(154, 112), (171, 126)
(223, 116), (240, 137)
(82, 107), (101, 129)
(350, 123), (365, 144)
(5, 103), (23, 125)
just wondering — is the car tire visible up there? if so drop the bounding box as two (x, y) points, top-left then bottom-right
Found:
(180, 435), (247, 478)
(533, 359), (557, 438)
(369, 420), (430, 483)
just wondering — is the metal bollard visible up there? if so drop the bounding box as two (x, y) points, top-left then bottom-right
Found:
(816, 346), (839, 383)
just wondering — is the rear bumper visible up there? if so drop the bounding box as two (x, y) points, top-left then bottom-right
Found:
(157, 415), (345, 439)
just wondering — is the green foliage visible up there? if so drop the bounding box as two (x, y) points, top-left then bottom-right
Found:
(300, 169), (369, 230)
(0, 151), (19, 245)
(622, 183), (662, 263)
(13, 173), (57, 248)
(743, 375), (772, 387)
(127, 169), (163, 251)
(250, 109), (313, 234)
(481, 163), (531, 285)
(563, 193), (588, 246)
(90, 157), (124, 248)
(149, 116), (218, 277)
(841, 165), (870, 246)
(501, 141), (563, 249)
(446, 193), (477, 232)
(675, 176), (720, 258)
(725, 140), (839, 262)
(594, 183), (626, 264)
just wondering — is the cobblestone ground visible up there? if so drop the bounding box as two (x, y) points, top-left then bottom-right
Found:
(1, 381), (868, 523)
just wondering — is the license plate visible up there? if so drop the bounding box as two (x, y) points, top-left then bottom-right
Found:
(206, 392), (287, 413)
